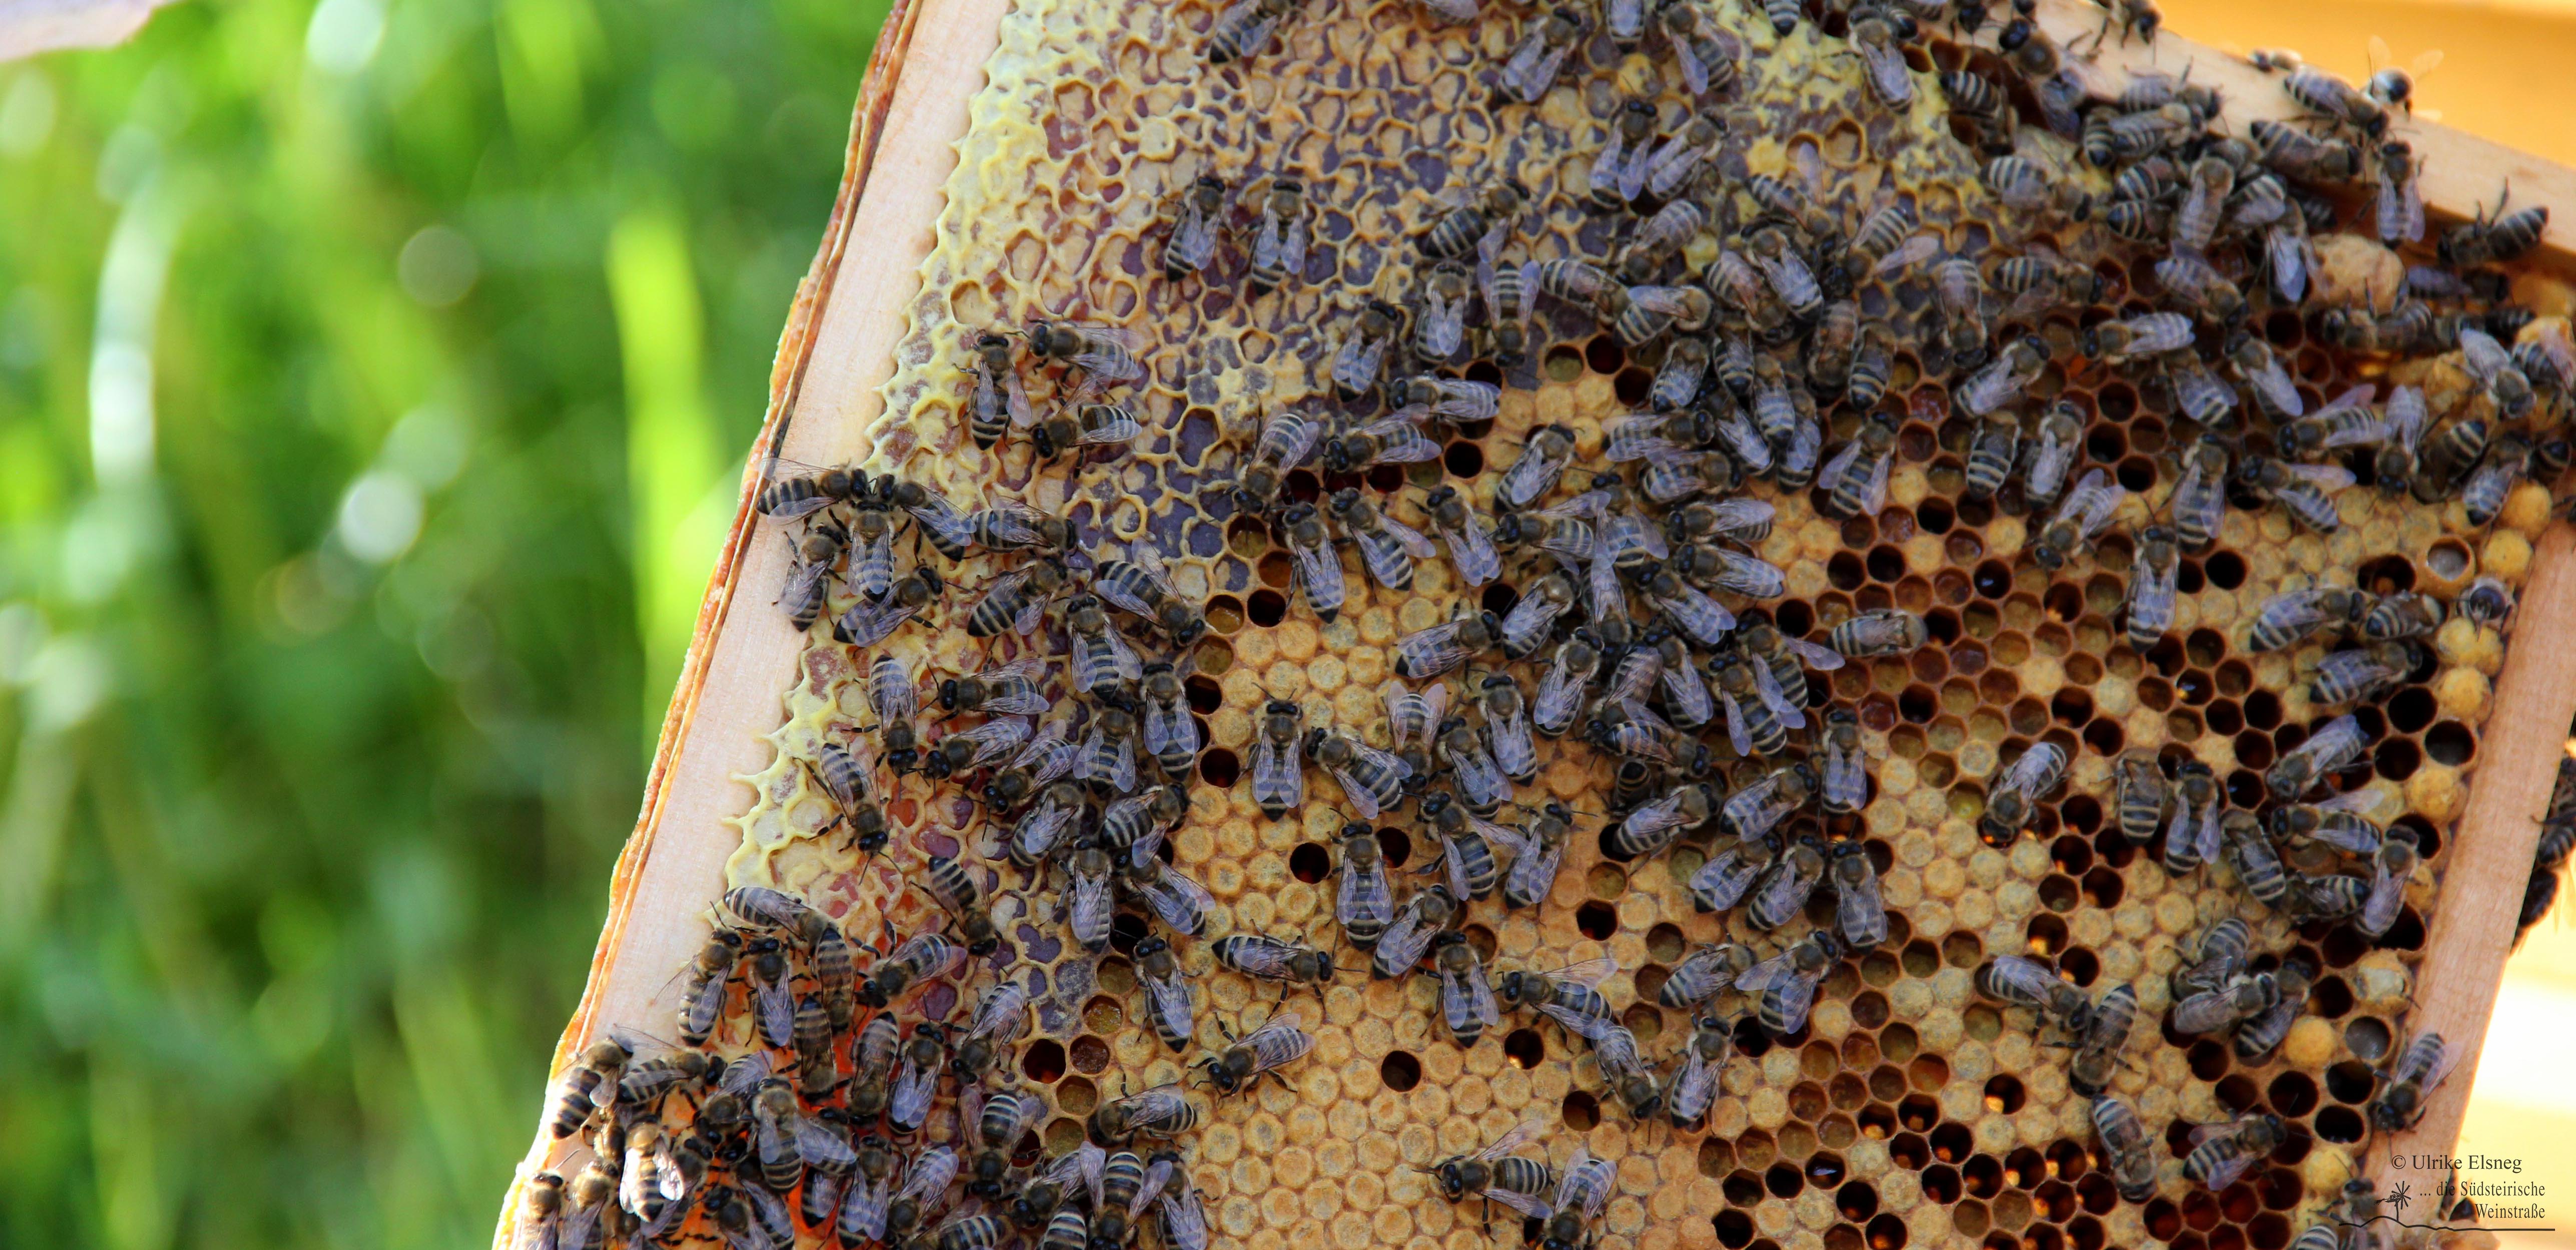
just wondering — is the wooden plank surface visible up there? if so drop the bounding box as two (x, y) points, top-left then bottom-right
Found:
(2376, 523), (2576, 1182)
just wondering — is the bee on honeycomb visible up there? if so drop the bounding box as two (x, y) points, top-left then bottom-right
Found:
(510, 3), (2576, 1250)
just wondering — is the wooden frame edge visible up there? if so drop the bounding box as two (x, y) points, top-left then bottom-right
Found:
(490, 0), (1010, 1235)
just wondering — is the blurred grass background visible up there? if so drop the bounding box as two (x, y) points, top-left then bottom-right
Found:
(0, 0), (884, 1244)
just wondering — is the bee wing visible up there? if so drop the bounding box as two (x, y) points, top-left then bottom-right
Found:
(1292, 536), (1346, 604)
(1142, 700), (1183, 759)
(1749, 658), (1807, 730)
(1382, 512), (1440, 558)
(1363, 418), (1445, 465)
(795, 1118), (861, 1170)
(721, 1051), (775, 1097)
(1442, 514), (1502, 586)
(1671, 34), (1710, 96)
(1251, 739), (1300, 809)
(754, 974), (797, 1048)
(1816, 438), (1865, 497)
(1768, 974), (1821, 1033)
(1474, 1119), (1545, 1162)
(971, 982), (1032, 1044)
(1721, 689), (1754, 757)
(1779, 636), (1844, 671)
(2281, 463), (2357, 492)
(1151, 866), (1217, 935)
(1733, 947), (1799, 992)
(1464, 962), (1503, 1027)
(2384, 386), (2427, 450)
(1542, 956), (1619, 991)
(901, 1145), (962, 1202)
(1858, 39), (1911, 103)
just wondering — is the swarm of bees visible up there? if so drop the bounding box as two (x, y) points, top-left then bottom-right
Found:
(513, 0), (2576, 1248)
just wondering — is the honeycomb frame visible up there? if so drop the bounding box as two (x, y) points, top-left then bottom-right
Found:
(499, 3), (2576, 1250)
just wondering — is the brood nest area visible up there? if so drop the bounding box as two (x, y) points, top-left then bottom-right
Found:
(512, 3), (2574, 1250)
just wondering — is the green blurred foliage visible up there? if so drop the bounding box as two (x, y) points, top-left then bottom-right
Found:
(0, 0), (884, 1242)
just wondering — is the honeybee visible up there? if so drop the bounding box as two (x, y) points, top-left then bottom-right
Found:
(779, 520), (847, 630)
(1309, 726), (1415, 820)
(1199, 1008), (1316, 1095)
(1829, 840), (1888, 947)
(2358, 825), (2421, 939)
(1931, 254), (1987, 359)
(1275, 504), (1346, 623)
(2249, 118), (2362, 183)
(1414, 262), (1472, 362)
(2233, 961), (2312, 1061)
(1498, 802), (1575, 911)
(965, 1087), (1045, 1197)
(2091, 1096), (2158, 1203)
(1956, 335), (2051, 418)
(1817, 411), (1895, 520)
(1134, 935), (1199, 1052)
(2268, 713), (2367, 798)
(1395, 610), (1503, 680)
(1328, 489), (1436, 592)
(2173, 916), (2251, 1001)
(1746, 225), (1822, 320)
(1213, 932), (1338, 992)
(1619, 197), (1705, 286)
(1975, 954), (2092, 1032)
(2438, 191), (2549, 268)
(1065, 594), (1144, 696)
(1420, 1120), (1553, 1216)
(1335, 824), (1394, 945)
(1327, 299), (1405, 403)
(1205, 0), (1298, 62)
(834, 562), (943, 648)
(1500, 8), (1587, 105)
(2082, 311), (2194, 364)
(1828, 608), (1927, 658)
(1423, 485), (1502, 588)
(1495, 424), (1577, 512)
(964, 557), (1070, 638)
(1023, 319), (1144, 397)
(1659, 941), (1756, 1011)
(2458, 575), (2515, 630)
(2124, 526), (2179, 649)
(756, 456), (863, 523)
(1609, 779), (1717, 862)
(1849, 12), (1913, 106)
(1420, 179), (1526, 263)
(1737, 930), (1842, 1035)
(2163, 759), (2221, 873)
(1250, 698), (1305, 818)
(2371, 1030), (2453, 1131)
(2030, 468), (2127, 571)
(1248, 174), (1311, 294)
(1078, 707), (1140, 797)
(1482, 255), (1536, 364)
(2173, 971), (2284, 1036)
(1530, 631), (1602, 740)
(1592, 100), (1659, 210)
(2113, 751), (2168, 846)
(753, 1078), (860, 1191)
(1160, 175), (1227, 284)
(1130, 857), (1218, 938)
(1493, 953), (1617, 1037)
(2285, 65), (2392, 143)
(863, 931), (970, 1010)
(1089, 1081), (1201, 1142)
(982, 719), (1077, 809)
(547, 1034), (638, 1139)
(2060, 982), (2137, 1098)
(2181, 1112), (2289, 1191)
(1228, 408), (1322, 514)
(1374, 881), (1460, 980)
